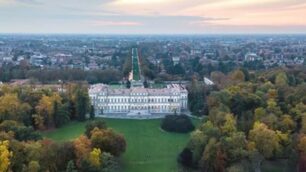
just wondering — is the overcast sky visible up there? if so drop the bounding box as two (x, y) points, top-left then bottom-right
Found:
(0, 0), (306, 34)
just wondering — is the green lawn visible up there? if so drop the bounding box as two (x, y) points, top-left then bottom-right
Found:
(42, 118), (200, 172)
(109, 84), (125, 89)
(151, 83), (166, 88)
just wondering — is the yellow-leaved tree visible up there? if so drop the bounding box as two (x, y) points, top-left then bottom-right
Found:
(0, 140), (13, 172)
(249, 122), (281, 158)
(89, 148), (102, 167)
(0, 93), (31, 122)
(298, 135), (306, 154)
(34, 93), (62, 129)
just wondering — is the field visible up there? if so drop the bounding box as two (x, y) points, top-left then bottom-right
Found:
(42, 118), (199, 172)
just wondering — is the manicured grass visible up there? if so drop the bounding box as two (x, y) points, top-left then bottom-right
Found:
(109, 84), (125, 89)
(151, 83), (166, 88)
(132, 48), (141, 81)
(42, 118), (200, 172)
(42, 121), (86, 141)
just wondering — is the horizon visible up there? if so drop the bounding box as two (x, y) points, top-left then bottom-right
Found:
(1, 33), (306, 36)
(0, 0), (306, 34)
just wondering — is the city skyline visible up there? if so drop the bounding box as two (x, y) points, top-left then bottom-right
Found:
(0, 0), (306, 34)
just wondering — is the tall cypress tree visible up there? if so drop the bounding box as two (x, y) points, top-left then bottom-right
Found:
(90, 105), (95, 120)
(76, 88), (89, 122)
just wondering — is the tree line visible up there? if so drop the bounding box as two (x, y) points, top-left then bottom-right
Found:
(0, 120), (126, 172)
(0, 83), (127, 172)
(0, 83), (91, 129)
(179, 67), (306, 172)
(0, 64), (122, 84)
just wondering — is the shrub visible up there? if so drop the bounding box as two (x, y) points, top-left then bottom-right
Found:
(178, 148), (193, 167)
(90, 128), (126, 156)
(161, 115), (195, 133)
(85, 120), (107, 137)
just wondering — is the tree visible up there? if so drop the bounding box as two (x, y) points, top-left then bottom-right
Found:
(275, 72), (288, 86)
(74, 135), (92, 166)
(161, 115), (195, 133)
(221, 132), (247, 163)
(0, 94), (31, 122)
(100, 152), (118, 172)
(39, 139), (59, 172)
(298, 135), (306, 154)
(200, 138), (226, 172)
(254, 107), (266, 120)
(54, 102), (70, 128)
(23, 141), (42, 163)
(249, 122), (280, 158)
(55, 141), (76, 171)
(220, 113), (237, 135)
(188, 76), (205, 116)
(187, 129), (207, 166)
(75, 88), (90, 122)
(278, 115), (295, 132)
(126, 80), (131, 89)
(266, 99), (282, 117)
(122, 55), (132, 77)
(143, 80), (149, 88)
(66, 160), (77, 172)
(0, 120), (42, 141)
(89, 105), (95, 120)
(88, 148), (101, 167)
(90, 128), (126, 156)
(230, 70), (245, 83)
(211, 71), (228, 88)
(35, 94), (62, 128)
(178, 148), (193, 167)
(9, 140), (26, 172)
(301, 114), (306, 134)
(0, 140), (12, 172)
(28, 161), (40, 172)
(172, 64), (185, 75)
(85, 120), (107, 137)
(267, 89), (278, 100)
(32, 114), (44, 130)
(181, 68), (306, 171)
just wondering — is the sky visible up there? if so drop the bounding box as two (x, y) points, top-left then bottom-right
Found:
(0, 0), (306, 34)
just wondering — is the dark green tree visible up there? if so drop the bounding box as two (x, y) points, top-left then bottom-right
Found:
(54, 102), (70, 128)
(126, 80), (131, 89)
(89, 105), (95, 120)
(143, 80), (149, 88)
(75, 88), (89, 122)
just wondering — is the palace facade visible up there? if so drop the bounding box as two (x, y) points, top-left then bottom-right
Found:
(89, 84), (188, 116)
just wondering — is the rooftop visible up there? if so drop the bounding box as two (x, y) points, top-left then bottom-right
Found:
(89, 84), (187, 96)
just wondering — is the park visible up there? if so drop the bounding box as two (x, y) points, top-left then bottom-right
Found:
(43, 118), (200, 172)
(42, 118), (285, 172)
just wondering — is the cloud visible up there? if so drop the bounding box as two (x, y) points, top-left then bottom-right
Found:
(15, 0), (42, 5)
(91, 20), (142, 26)
(0, 0), (306, 33)
(190, 17), (231, 26)
(0, 0), (42, 7)
(114, 0), (169, 5)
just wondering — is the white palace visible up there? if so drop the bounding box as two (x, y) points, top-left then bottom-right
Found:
(89, 84), (188, 116)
